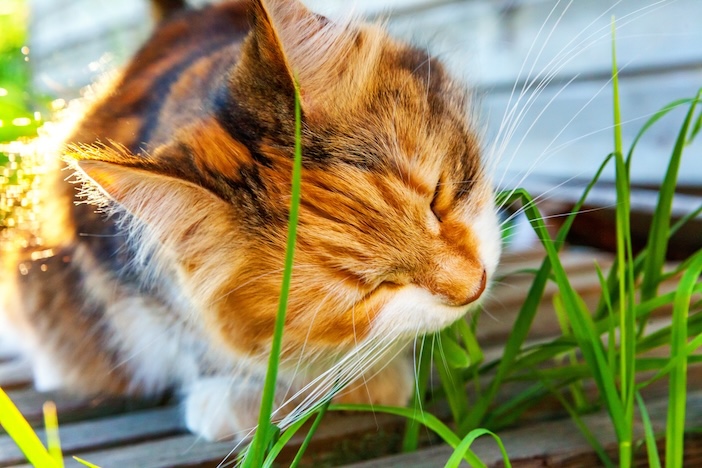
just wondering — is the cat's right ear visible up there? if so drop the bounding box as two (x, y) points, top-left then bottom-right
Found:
(66, 145), (237, 260)
(235, 0), (361, 115)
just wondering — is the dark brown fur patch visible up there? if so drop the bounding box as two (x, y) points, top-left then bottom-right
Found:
(185, 118), (254, 182)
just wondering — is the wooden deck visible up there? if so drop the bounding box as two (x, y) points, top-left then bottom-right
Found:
(2, 248), (702, 467)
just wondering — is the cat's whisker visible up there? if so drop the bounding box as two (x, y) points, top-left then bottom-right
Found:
(493, 71), (580, 199)
(492, 0), (672, 182)
(282, 287), (343, 398)
(541, 99), (690, 159)
(489, 0), (571, 175)
(277, 328), (405, 427)
(410, 326), (428, 424)
(491, 2), (623, 179)
(218, 425), (259, 468)
(538, 205), (617, 222)
(515, 53), (644, 179)
(497, 179), (572, 228)
(433, 332), (457, 388)
(488, 0), (578, 177)
(429, 334), (438, 390)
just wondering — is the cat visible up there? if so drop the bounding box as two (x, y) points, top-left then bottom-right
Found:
(0, 0), (501, 441)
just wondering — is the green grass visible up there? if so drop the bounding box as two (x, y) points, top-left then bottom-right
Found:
(0, 0), (44, 142)
(240, 76), (304, 468)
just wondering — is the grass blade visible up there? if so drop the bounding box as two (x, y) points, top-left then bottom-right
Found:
(666, 250), (702, 467)
(611, 20), (636, 466)
(640, 89), (702, 303)
(263, 411), (319, 468)
(43, 401), (63, 468)
(0, 387), (57, 468)
(243, 78), (304, 467)
(436, 337), (469, 429)
(73, 457), (102, 468)
(636, 393), (662, 468)
(289, 400), (330, 468)
(444, 429), (511, 468)
(331, 403), (488, 465)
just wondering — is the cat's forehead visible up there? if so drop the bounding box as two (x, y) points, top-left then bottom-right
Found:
(320, 32), (477, 168)
(309, 42), (480, 185)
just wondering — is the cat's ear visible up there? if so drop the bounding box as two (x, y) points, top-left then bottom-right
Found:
(241, 0), (361, 111)
(67, 145), (234, 255)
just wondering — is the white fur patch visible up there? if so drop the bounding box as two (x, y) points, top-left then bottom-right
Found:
(371, 285), (474, 338)
(103, 296), (201, 394)
(32, 352), (66, 392)
(184, 376), (265, 441)
(470, 197), (502, 278)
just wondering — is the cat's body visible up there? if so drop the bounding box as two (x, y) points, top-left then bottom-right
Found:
(0, 0), (500, 440)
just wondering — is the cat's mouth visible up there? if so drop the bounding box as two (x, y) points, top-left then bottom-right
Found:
(366, 277), (489, 339)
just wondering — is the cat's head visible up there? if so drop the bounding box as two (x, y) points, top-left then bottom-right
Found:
(70, 0), (501, 361)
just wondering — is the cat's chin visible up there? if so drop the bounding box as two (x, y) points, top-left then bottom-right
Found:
(369, 284), (481, 338)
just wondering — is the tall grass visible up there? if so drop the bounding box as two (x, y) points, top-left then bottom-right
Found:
(397, 25), (702, 468)
(239, 78), (304, 467)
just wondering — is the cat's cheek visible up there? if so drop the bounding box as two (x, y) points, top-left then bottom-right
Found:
(466, 200), (502, 278)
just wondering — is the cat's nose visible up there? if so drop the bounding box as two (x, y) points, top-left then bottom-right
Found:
(436, 268), (486, 307)
(419, 264), (487, 307)
(460, 269), (487, 306)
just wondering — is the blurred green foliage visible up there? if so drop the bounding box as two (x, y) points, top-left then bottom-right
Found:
(0, 0), (43, 143)
(1, 0), (47, 245)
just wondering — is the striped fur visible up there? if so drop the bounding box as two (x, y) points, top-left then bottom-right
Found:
(1, 0), (501, 440)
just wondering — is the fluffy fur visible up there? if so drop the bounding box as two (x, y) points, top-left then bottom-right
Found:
(0, 0), (500, 440)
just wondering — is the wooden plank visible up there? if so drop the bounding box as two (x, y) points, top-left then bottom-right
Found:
(343, 390), (702, 467)
(12, 434), (237, 468)
(9, 412), (404, 468)
(1, 388), (163, 428)
(0, 407), (182, 467)
(0, 357), (33, 390)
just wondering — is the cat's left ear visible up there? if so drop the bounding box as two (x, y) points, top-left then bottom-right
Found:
(240, 0), (361, 112)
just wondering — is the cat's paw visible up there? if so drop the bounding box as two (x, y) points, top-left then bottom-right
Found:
(184, 377), (264, 441)
(32, 353), (67, 392)
(334, 355), (414, 407)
